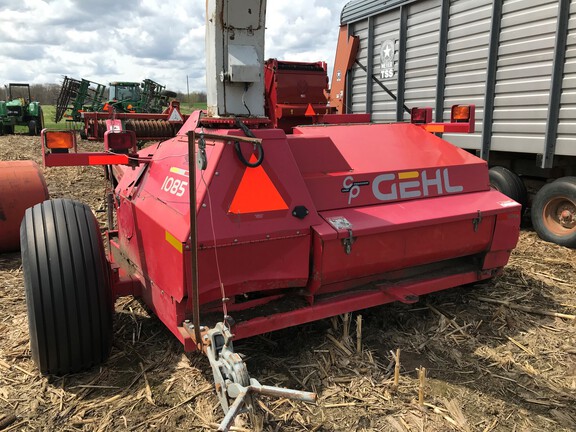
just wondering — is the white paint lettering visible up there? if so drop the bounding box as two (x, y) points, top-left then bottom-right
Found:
(372, 173), (397, 201)
(161, 176), (188, 197)
(399, 180), (422, 199)
(421, 169), (443, 196)
(444, 168), (463, 193)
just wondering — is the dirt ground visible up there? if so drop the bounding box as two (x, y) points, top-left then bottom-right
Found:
(0, 134), (575, 432)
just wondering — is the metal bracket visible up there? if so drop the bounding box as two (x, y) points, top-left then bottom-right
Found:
(197, 321), (317, 431)
(473, 210), (482, 232)
(197, 134), (207, 171)
(342, 228), (355, 254)
(326, 217), (355, 254)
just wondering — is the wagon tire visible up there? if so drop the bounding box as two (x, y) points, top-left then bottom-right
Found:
(20, 199), (113, 375)
(489, 166), (527, 209)
(531, 177), (576, 248)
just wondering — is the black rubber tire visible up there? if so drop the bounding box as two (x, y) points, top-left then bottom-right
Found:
(161, 90), (178, 98)
(28, 120), (37, 136)
(531, 177), (576, 248)
(38, 106), (45, 133)
(489, 166), (528, 209)
(20, 199), (113, 375)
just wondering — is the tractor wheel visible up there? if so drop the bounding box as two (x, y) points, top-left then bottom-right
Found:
(531, 177), (576, 248)
(3, 125), (14, 135)
(489, 166), (527, 209)
(30, 107), (45, 136)
(28, 120), (38, 136)
(161, 90), (178, 98)
(20, 199), (113, 375)
(38, 106), (45, 131)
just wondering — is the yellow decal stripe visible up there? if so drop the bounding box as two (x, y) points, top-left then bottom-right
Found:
(170, 167), (189, 177)
(165, 231), (183, 253)
(398, 171), (419, 180)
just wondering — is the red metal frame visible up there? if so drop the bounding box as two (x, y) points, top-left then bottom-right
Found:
(39, 67), (518, 354)
(416, 105), (476, 134)
(328, 26), (360, 114)
(41, 129), (149, 168)
(81, 101), (189, 141)
(213, 268), (499, 342)
(100, 115), (519, 351)
(264, 59), (369, 132)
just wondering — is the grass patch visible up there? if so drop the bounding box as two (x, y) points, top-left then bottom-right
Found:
(178, 101), (207, 114)
(41, 105), (58, 129)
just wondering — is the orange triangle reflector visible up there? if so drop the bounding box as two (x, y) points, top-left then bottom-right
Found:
(229, 155), (289, 214)
(305, 103), (317, 116)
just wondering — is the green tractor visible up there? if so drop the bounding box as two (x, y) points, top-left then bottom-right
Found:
(0, 83), (44, 135)
(107, 79), (176, 113)
(55, 77), (177, 123)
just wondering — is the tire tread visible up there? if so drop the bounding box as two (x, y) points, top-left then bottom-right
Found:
(21, 199), (112, 375)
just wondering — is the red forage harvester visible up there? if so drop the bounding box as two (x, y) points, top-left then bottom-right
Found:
(21, 1), (520, 430)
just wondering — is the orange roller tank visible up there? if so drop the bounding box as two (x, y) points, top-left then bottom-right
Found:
(0, 160), (49, 253)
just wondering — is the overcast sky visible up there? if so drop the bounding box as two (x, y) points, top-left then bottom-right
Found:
(0, 0), (350, 93)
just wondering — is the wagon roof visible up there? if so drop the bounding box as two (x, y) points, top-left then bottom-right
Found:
(341, 0), (416, 24)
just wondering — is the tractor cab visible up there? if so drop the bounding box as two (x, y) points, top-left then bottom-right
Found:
(7, 83), (32, 101)
(108, 82), (142, 111)
(0, 83), (43, 135)
(107, 79), (169, 113)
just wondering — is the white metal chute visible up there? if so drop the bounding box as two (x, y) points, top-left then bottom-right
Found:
(205, 0), (267, 117)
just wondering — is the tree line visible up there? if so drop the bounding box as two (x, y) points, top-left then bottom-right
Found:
(2, 83), (206, 105)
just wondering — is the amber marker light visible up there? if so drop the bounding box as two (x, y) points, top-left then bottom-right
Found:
(44, 131), (75, 149)
(451, 105), (470, 122)
(410, 107), (432, 124)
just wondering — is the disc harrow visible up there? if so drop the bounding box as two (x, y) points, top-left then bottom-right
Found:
(125, 119), (176, 139)
(80, 102), (187, 141)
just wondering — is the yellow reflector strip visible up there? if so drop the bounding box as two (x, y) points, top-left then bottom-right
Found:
(425, 124), (445, 133)
(399, 171), (419, 180)
(170, 167), (189, 177)
(165, 231), (183, 253)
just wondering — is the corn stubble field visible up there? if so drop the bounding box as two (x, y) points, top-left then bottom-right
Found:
(0, 133), (575, 432)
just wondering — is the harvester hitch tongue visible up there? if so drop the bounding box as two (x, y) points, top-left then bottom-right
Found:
(190, 322), (317, 432)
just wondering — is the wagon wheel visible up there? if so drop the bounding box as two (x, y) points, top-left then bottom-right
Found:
(531, 177), (576, 248)
(20, 199), (113, 375)
(488, 166), (527, 210)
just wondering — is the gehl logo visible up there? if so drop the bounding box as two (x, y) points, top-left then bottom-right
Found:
(342, 168), (463, 204)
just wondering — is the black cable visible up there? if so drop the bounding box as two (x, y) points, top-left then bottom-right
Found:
(234, 140), (264, 168)
(242, 83), (252, 116)
(233, 117), (264, 168)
